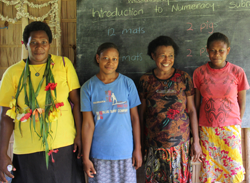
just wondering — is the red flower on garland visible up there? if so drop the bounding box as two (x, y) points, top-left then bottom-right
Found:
(170, 73), (181, 82)
(48, 149), (59, 163)
(55, 102), (64, 108)
(45, 83), (57, 91)
(20, 109), (32, 122)
(166, 109), (180, 119)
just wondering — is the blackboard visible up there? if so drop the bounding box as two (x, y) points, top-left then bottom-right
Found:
(76, 0), (250, 128)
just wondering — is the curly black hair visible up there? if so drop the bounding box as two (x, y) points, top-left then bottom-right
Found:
(207, 32), (230, 49)
(147, 36), (179, 60)
(23, 21), (52, 44)
(94, 42), (119, 66)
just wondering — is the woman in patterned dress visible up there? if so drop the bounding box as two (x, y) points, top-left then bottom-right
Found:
(193, 32), (249, 183)
(139, 36), (203, 183)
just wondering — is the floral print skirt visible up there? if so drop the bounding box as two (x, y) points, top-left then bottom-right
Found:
(199, 125), (245, 183)
(144, 140), (192, 183)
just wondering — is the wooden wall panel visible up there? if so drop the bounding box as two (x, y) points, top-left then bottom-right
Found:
(2, 3), (14, 19)
(61, 0), (76, 63)
(0, 21), (22, 79)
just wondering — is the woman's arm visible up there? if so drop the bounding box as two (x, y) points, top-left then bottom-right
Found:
(187, 95), (203, 162)
(82, 111), (96, 178)
(130, 106), (142, 170)
(0, 107), (15, 182)
(139, 98), (146, 157)
(238, 90), (246, 120)
(69, 89), (82, 158)
(195, 88), (201, 119)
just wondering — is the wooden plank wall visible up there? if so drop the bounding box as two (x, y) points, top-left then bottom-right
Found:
(0, 0), (248, 182)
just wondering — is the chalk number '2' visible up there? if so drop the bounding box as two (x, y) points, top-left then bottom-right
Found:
(187, 22), (193, 31)
(187, 49), (192, 57)
(108, 28), (116, 36)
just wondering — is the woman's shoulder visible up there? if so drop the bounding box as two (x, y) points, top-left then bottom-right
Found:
(175, 68), (191, 78)
(175, 68), (187, 75)
(228, 62), (244, 71)
(117, 73), (137, 88)
(193, 63), (208, 74)
(118, 73), (134, 82)
(4, 60), (25, 75)
(81, 75), (97, 88)
(51, 54), (73, 67)
(139, 71), (153, 80)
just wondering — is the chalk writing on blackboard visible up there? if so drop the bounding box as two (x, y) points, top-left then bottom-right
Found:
(92, 8), (144, 18)
(171, 3), (215, 12)
(229, 1), (250, 9)
(121, 53), (143, 62)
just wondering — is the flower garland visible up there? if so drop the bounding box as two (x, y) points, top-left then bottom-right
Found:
(6, 56), (64, 168)
(0, 0), (61, 39)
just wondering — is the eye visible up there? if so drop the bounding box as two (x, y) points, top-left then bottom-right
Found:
(169, 54), (174, 58)
(30, 41), (36, 45)
(42, 41), (48, 45)
(113, 58), (118, 61)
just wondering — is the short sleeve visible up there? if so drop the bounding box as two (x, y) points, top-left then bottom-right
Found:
(238, 68), (250, 91)
(64, 57), (80, 91)
(138, 75), (147, 99)
(0, 68), (17, 107)
(193, 68), (200, 90)
(127, 78), (141, 108)
(80, 81), (92, 112)
(183, 72), (194, 96)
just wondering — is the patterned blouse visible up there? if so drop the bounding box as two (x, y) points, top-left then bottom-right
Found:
(139, 69), (194, 148)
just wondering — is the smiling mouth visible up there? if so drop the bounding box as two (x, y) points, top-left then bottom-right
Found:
(162, 64), (169, 67)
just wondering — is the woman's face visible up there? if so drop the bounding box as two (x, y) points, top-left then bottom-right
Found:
(207, 40), (230, 69)
(25, 30), (50, 65)
(152, 45), (175, 73)
(96, 48), (119, 76)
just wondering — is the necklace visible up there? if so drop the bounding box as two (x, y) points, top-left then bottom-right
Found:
(31, 64), (45, 76)
(11, 55), (57, 168)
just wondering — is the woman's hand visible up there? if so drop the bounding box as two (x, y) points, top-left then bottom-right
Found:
(0, 154), (15, 182)
(132, 148), (142, 170)
(191, 141), (203, 162)
(0, 107), (15, 182)
(73, 134), (82, 159)
(69, 89), (82, 159)
(83, 159), (96, 178)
